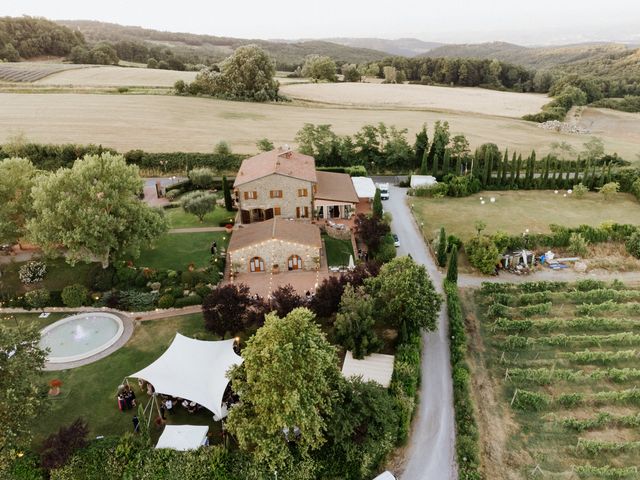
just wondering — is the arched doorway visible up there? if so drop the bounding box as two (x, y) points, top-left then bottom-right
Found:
(249, 257), (265, 272)
(288, 255), (303, 271)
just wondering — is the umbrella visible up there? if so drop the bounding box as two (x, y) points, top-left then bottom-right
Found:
(348, 254), (355, 271)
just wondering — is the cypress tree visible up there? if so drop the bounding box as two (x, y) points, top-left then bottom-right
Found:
(482, 149), (490, 187)
(509, 152), (517, 185)
(426, 139), (437, 174)
(442, 149), (451, 177)
(372, 188), (383, 218)
(413, 124), (429, 171)
(606, 163), (612, 183)
(432, 147), (440, 177)
(564, 162), (571, 183)
(543, 156), (550, 187)
(437, 227), (447, 267)
(222, 175), (233, 211)
(420, 148), (429, 175)
(446, 244), (458, 283)
(583, 159), (591, 187)
(500, 149), (508, 186)
(515, 154), (522, 184)
(573, 156), (581, 183)
(454, 155), (462, 176)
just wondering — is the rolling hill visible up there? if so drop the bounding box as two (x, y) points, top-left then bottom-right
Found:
(421, 41), (637, 70)
(57, 20), (389, 67)
(319, 38), (444, 57)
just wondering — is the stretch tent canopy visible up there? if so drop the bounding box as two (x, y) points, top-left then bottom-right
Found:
(129, 333), (243, 418)
(156, 425), (209, 451)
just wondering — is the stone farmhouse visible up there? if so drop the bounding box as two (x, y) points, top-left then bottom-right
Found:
(228, 147), (362, 274)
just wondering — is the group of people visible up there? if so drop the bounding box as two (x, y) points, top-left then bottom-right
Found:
(116, 384), (136, 411)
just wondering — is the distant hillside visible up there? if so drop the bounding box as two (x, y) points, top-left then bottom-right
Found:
(57, 20), (388, 68)
(422, 41), (635, 70)
(321, 38), (444, 57)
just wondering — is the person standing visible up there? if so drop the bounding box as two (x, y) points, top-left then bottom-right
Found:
(132, 415), (140, 433)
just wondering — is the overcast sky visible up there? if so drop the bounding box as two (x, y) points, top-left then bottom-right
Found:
(3, 0), (640, 45)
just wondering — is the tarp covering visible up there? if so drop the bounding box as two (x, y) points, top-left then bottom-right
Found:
(410, 175), (437, 189)
(351, 177), (377, 199)
(155, 425), (209, 451)
(129, 334), (243, 418)
(341, 351), (395, 388)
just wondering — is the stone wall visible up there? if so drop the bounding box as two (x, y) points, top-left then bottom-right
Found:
(229, 238), (320, 273)
(235, 174), (314, 221)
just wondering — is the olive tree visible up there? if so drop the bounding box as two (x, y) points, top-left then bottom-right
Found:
(302, 55), (337, 82)
(0, 157), (39, 244)
(181, 191), (217, 222)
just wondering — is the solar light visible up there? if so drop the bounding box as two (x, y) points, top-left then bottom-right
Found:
(481, 200), (485, 205)
(490, 197), (496, 203)
(554, 190), (559, 194)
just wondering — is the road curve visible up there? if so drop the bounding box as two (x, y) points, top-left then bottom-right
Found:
(385, 186), (457, 480)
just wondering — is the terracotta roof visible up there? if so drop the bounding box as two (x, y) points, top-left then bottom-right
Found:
(233, 148), (317, 187)
(315, 171), (359, 204)
(228, 218), (322, 252)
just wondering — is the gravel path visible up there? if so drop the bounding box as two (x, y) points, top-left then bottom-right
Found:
(386, 186), (457, 480)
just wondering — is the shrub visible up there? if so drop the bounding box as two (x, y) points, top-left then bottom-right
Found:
(632, 178), (640, 201)
(188, 167), (216, 189)
(25, 289), (50, 310)
(575, 279), (606, 292)
(626, 231), (640, 259)
(157, 294), (175, 309)
(90, 265), (115, 291)
(465, 235), (500, 275)
(61, 284), (89, 308)
(597, 181), (620, 200)
(174, 294), (203, 308)
(118, 290), (158, 311)
(568, 232), (588, 257)
(573, 182), (588, 198)
(19, 261), (47, 284)
(40, 418), (89, 470)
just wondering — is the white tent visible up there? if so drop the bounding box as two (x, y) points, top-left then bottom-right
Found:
(351, 177), (377, 199)
(129, 334), (243, 419)
(155, 425), (209, 451)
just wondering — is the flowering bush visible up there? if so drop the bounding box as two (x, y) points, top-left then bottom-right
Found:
(18, 261), (47, 284)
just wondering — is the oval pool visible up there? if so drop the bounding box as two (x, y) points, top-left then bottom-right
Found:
(39, 313), (124, 364)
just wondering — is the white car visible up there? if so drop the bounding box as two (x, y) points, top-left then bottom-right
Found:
(393, 234), (400, 247)
(372, 472), (396, 480)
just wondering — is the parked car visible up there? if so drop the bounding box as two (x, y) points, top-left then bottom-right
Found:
(372, 472), (396, 480)
(392, 234), (400, 247)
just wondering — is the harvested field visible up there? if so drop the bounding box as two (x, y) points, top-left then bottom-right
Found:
(0, 62), (94, 82)
(575, 107), (640, 144)
(464, 282), (640, 478)
(413, 190), (640, 241)
(34, 65), (198, 87)
(2, 93), (639, 159)
(280, 82), (549, 117)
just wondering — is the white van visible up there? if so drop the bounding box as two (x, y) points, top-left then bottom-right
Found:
(377, 183), (390, 200)
(372, 471), (396, 480)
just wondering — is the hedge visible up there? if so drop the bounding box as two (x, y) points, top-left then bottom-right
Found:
(445, 280), (483, 480)
(389, 332), (422, 445)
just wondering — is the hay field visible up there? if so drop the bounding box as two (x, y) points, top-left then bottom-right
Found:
(34, 66), (198, 87)
(576, 108), (640, 145)
(2, 93), (639, 159)
(413, 190), (640, 241)
(280, 82), (549, 117)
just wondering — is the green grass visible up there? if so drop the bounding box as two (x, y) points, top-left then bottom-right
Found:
(322, 234), (355, 267)
(413, 190), (640, 241)
(1, 312), (70, 331)
(136, 232), (229, 271)
(26, 313), (224, 445)
(0, 258), (98, 297)
(164, 206), (235, 229)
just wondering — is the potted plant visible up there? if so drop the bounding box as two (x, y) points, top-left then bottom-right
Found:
(225, 223), (233, 234)
(48, 379), (63, 396)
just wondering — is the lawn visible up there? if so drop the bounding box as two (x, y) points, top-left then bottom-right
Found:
(0, 257), (98, 297)
(413, 190), (640, 241)
(164, 205), (235, 229)
(322, 234), (354, 267)
(16, 313), (226, 445)
(136, 232), (229, 271)
(463, 282), (640, 478)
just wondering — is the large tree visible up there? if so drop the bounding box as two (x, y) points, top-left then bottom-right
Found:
(335, 285), (381, 359)
(366, 256), (441, 339)
(0, 324), (47, 474)
(226, 308), (340, 471)
(202, 283), (256, 336)
(0, 157), (39, 244)
(28, 153), (167, 268)
(191, 45), (279, 101)
(354, 213), (390, 255)
(302, 55), (337, 82)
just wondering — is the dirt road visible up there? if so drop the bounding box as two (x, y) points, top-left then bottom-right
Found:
(386, 186), (457, 480)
